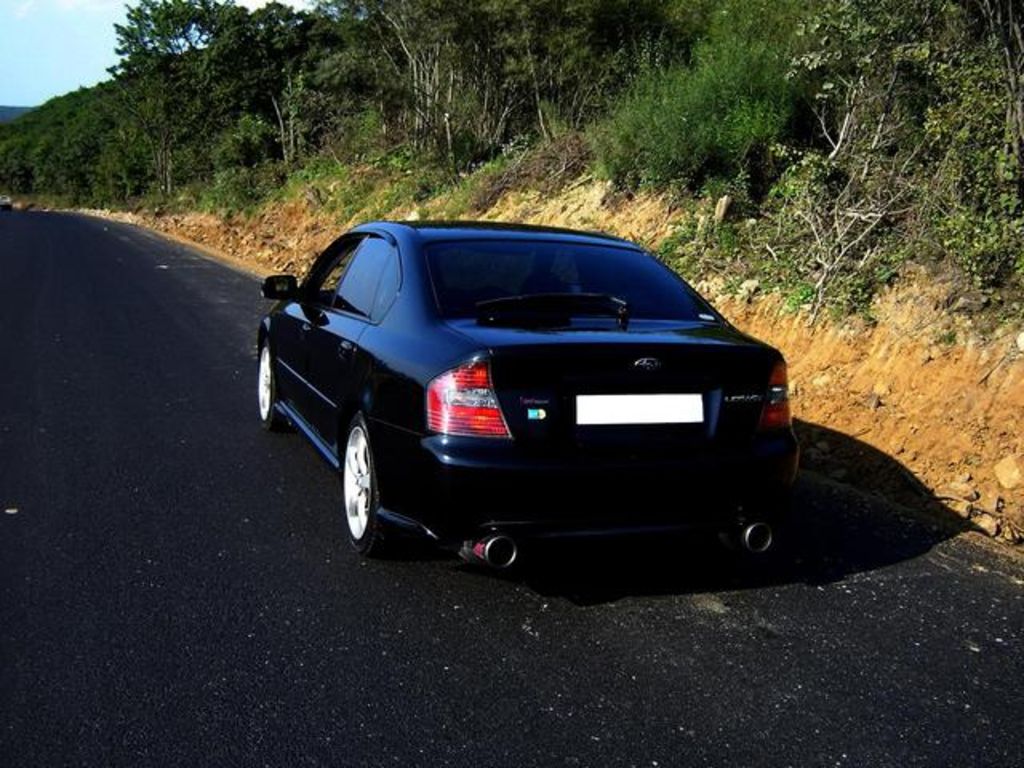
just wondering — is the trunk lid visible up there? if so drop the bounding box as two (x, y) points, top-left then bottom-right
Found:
(445, 319), (779, 455)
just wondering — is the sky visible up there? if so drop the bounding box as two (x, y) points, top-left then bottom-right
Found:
(0, 0), (311, 107)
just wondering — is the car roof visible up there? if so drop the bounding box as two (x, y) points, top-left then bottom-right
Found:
(353, 220), (642, 249)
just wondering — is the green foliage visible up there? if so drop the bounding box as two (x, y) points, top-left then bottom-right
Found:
(200, 162), (284, 214)
(592, 0), (808, 192)
(938, 212), (1024, 287)
(784, 282), (816, 312)
(0, 0), (1021, 311)
(923, 32), (1024, 284)
(0, 86), (130, 205)
(214, 114), (276, 171)
(323, 110), (388, 163)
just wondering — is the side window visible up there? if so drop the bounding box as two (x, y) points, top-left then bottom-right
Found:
(319, 260), (348, 302)
(336, 237), (396, 319)
(308, 237), (361, 306)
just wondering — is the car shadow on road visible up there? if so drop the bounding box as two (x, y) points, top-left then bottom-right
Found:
(486, 420), (973, 606)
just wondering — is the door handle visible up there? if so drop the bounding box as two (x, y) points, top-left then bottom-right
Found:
(338, 340), (354, 358)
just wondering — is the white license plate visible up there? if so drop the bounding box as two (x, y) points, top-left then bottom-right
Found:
(575, 394), (704, 426)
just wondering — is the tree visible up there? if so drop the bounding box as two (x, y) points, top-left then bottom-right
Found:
(112, 0), (225, 194)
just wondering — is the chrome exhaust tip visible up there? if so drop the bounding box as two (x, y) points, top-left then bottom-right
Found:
(741, 522), (773, 554)
(459, 534), (518, 569)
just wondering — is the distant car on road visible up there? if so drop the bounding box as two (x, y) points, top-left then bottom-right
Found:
(257, 222), (798, 568)
(0, 195), (12, 211)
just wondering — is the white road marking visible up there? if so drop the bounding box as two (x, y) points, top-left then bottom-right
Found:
(4, 508), (18, 515)
(155, 264), (170, 270)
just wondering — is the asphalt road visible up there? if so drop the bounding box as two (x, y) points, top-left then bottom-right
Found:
(1, 211), (1022, 768)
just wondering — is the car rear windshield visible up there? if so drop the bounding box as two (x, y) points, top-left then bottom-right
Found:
(425, 239), (710, 320)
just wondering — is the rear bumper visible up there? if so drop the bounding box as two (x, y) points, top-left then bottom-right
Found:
(382, 426), (798, 543)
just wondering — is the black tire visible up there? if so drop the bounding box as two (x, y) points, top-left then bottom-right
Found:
(257, 343), (288, 432)
(341, 413), (388, 557)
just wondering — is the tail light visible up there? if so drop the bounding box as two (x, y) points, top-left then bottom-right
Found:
(758, 360), (791, 431)
(427, 360), (511, 438)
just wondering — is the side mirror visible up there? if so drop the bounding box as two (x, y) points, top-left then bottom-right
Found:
(261, 274), (298, 300)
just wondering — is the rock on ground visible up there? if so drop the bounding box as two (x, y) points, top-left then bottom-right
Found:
(995, 455), (1022, 491)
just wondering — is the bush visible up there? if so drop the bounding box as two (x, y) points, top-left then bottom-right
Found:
(939, 212), (1024, 287)
(213, 114), (277, 171)
(322, 109), (388, 163)
(200, 163), (284, 214)
(592, 0), (806, 192)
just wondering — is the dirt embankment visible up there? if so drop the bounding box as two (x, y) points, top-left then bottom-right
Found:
(81, 180), (1024, 546)
(718, 282), (1023, 540)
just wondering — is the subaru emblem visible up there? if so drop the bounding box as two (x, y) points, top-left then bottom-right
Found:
(634, 357), (662, 372)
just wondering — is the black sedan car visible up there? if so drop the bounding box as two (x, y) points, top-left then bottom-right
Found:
(257, 222), (798, 567)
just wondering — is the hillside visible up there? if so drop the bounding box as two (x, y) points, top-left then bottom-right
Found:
(0, 106), (33, 124)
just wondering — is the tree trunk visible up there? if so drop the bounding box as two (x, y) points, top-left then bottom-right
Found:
(272, 94), (290, 166)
